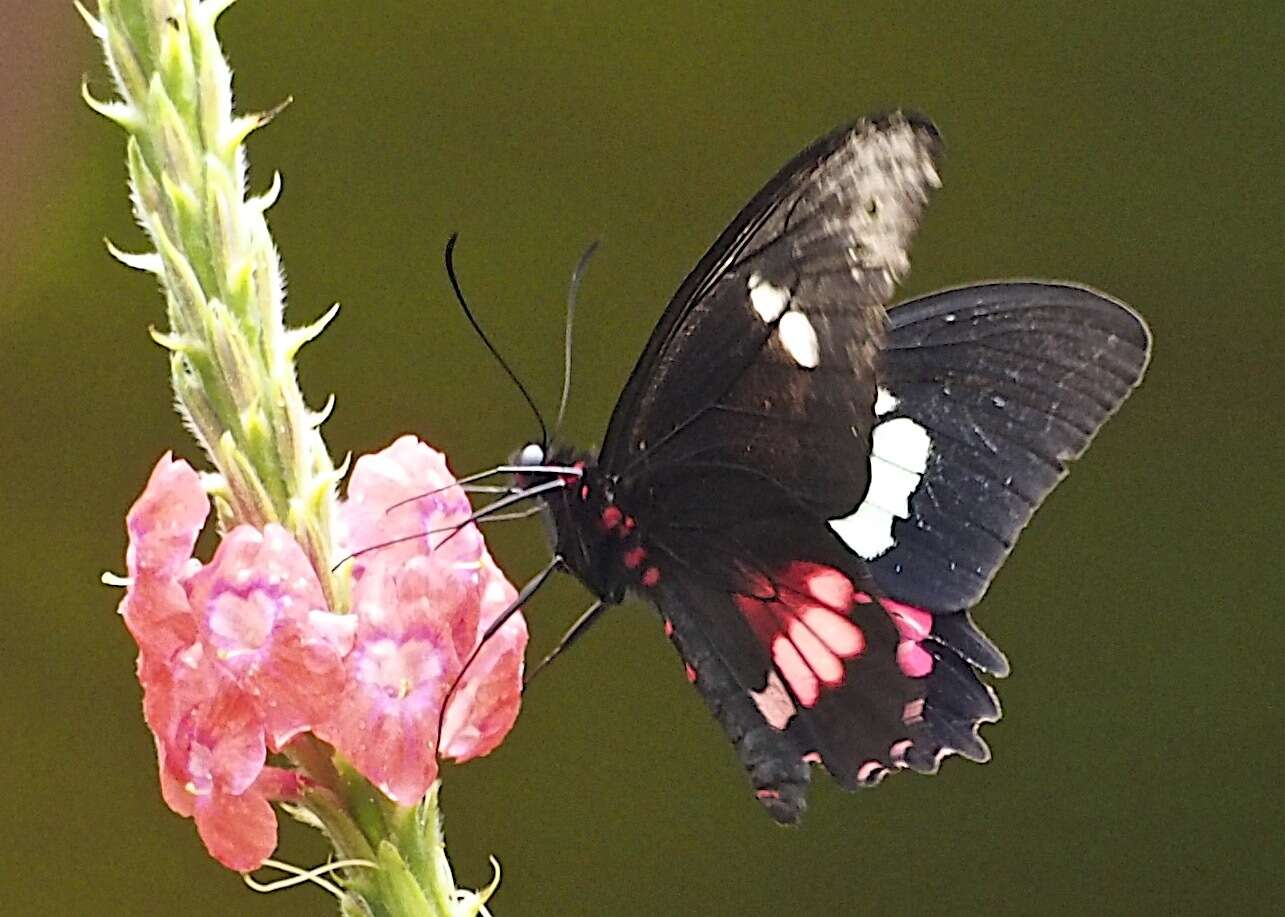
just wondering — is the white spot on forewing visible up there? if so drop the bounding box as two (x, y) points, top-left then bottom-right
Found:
(748, 273), (790, 323)
(828, 416), (931, 559)
(750, 671), (796, 730)
(778, 311), (819, 368)
(874, 386), (899, 417)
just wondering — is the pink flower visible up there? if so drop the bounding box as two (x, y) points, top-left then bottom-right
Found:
(117, 439), (528, 868)
(144, 645), (300, 871)
(186, 525), (356, 748)
(317, 436), (527, 804)
(119, 456), (352, 870)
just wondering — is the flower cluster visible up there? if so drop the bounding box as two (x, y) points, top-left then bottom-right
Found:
(119, 436), (527, 871)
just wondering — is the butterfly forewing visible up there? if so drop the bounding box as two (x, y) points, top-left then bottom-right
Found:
(600, 113), (943, 519)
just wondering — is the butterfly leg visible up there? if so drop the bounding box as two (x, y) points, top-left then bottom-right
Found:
(524, 599), (609, 689)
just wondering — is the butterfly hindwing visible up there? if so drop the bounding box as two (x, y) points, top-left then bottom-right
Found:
(829, 281), (1152, 612)
(645, 503), (999, 822)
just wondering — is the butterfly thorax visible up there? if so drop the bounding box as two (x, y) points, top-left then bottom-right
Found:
(513, 446), (659, 604)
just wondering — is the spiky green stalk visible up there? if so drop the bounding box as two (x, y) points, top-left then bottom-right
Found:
(81, 0), (344, 610)
(82, 2), (498, 912)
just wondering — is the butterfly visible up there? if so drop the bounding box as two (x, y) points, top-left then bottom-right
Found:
(492, 111), (1151, 823)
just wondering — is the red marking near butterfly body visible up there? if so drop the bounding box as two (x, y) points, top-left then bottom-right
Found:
(623, 546), (647, 569)
(641, 566), (661, 587)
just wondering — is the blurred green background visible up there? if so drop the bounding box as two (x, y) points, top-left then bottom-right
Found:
(2, 1), (1279, 914)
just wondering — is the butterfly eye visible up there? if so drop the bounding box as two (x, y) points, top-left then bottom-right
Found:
(517, 442), (545, 467)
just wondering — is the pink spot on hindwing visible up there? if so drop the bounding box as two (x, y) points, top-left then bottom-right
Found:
(890, 739), (913, 765)
(798, 605), (865, 656)
(857, 760), (887, 785)
(882, 597), (935, 678)
(789, 562), (854, 609)
(897, 640), (934, 678)
(786, 619), (844, 684)
(884, 598), (932, 640)
(641, 566), (661, 588)
(735, 565), (868, 708)
(771, 636), (820, 706)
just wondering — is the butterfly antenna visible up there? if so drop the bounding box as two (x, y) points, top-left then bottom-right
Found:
(553, 239), (601, 440)
(444, 233), (549, 448)
(333, 478), (568, 571)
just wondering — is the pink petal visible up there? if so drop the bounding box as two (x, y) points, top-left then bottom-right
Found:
(252, 624), (353, 750)
(203, 686), (269, 795)
(340, 436), (480, 582)
(139, 642), (212, 743)
(193, 785), (279, 873)
(121, 573), (198, 661)
(189, 525), (328, 651)
(440, 557), (527, 761)
(392, 554), (482, 661)
(315, 633), (449, 804)
(126, 454), (209, 579)
(320, 437), (530, 791)
(154, 733), (195, 818)
(185, 524), (349, 746)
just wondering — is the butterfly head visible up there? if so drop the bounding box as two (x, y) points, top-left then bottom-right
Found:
(515, 441), (546, 469)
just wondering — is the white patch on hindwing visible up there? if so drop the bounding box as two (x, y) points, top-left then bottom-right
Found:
(828, 415), (931, 559)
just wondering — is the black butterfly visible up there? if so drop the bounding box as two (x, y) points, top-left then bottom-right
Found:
(488, 111), (1151, 823)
